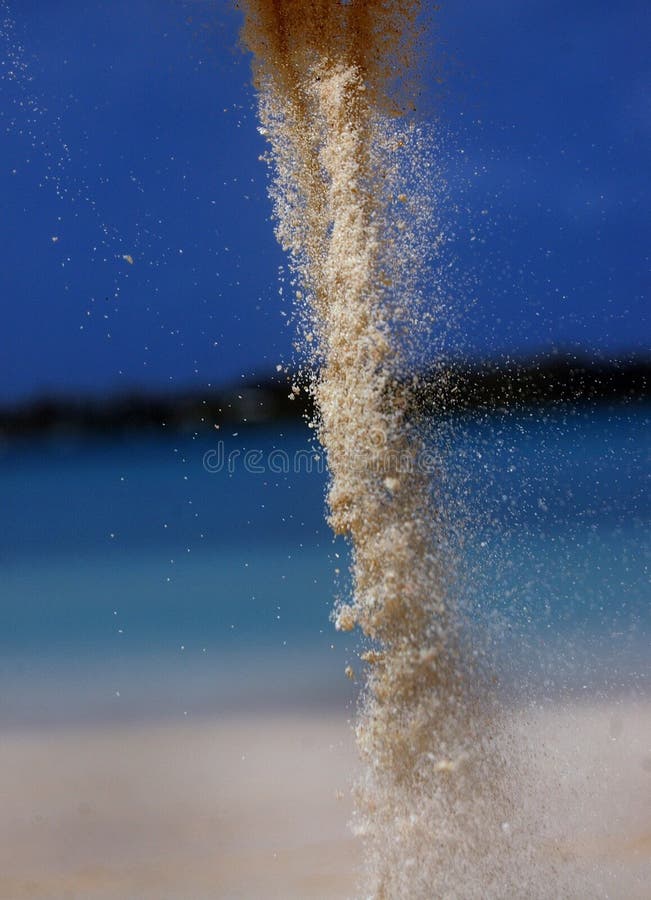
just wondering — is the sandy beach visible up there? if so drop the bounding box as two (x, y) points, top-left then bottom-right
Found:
(0, 700), (649, 899)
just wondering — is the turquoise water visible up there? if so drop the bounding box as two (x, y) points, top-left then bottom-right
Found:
(1, 405), (648, 723)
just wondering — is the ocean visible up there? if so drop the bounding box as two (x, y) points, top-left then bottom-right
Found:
(1, 403), (648, 726)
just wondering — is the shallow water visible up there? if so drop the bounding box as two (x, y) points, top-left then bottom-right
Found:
(1, 404), (648, 724)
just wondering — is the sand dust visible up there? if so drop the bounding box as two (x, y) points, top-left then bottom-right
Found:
(239, 1), (519, 894)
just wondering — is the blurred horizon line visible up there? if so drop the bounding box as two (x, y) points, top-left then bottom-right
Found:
(1, 352), (649, 440)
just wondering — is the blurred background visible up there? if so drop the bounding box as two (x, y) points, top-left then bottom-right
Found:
(0, 3), (649, 897)
(0, 0), (649, 724)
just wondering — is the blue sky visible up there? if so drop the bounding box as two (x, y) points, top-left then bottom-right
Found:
(1, 0), (649, 403)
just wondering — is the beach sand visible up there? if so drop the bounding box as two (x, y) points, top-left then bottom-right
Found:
(0, 701), (649, 899)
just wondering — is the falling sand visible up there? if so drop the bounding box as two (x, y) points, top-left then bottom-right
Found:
(239, 2), (580, 896)
(240, 1), (509, 895)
